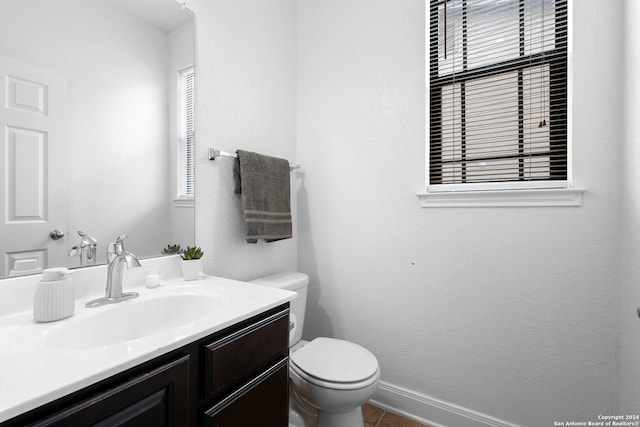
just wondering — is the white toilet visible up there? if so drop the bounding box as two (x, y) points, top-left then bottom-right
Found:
(251, 272), (380, 427)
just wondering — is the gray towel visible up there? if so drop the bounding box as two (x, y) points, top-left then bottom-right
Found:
(233, 150), (292, 243)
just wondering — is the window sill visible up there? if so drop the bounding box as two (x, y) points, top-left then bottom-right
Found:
(416, 187), (585, 208)
(172, 197), (194, 208)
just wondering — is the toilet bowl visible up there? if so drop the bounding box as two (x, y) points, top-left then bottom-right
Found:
(290, 338), (380, 427)
(250, 273), (380, 427)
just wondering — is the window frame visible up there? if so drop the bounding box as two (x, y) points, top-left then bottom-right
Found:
(421, 0), (583, 206)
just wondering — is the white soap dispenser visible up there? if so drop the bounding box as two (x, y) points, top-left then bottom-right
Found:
(33, 267), (74, 322)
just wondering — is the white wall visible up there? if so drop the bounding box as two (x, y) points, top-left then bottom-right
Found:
(0, 0), (173, 262)
(189, 0), (627, 425)
(190, 0), (298, 280)
(620, 0), (640, 414)
(297, 0), (622, 425)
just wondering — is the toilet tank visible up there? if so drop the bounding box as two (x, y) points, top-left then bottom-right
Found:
(250, 272), (308, 346)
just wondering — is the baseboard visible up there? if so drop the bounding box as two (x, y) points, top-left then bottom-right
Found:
(369, 381), (521, 427)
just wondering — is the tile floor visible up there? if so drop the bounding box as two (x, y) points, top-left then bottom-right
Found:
(362, 403), (431, 427)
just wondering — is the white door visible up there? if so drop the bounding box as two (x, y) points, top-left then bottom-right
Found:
(0, 54), (68, 277)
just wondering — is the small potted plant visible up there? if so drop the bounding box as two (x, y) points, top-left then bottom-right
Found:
(161, 244), (181, 255)
(180, 246), (203, 281)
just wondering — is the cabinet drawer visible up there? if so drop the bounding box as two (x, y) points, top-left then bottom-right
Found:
(203, 306), (289, 400)
(202, 357), (289, 427)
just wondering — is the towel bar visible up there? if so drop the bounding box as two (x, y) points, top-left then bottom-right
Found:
(208, 148), (300, 170)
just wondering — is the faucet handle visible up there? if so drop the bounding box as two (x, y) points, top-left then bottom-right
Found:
(107, 235), (129, 262)
(78, 230), (97, 247)
(113, 235), (128, 254)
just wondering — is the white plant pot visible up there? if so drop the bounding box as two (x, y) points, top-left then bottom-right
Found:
(181, 259), (202, 281)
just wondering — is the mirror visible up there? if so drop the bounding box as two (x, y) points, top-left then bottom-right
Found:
(0, 0), (195, 279)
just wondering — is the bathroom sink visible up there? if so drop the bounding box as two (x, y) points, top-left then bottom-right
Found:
(42, 292), (229, 350)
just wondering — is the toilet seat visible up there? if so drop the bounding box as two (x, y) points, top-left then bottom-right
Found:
(290, 337), (379, 390)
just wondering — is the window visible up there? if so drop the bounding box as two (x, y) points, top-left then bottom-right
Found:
(427, 0), (568, 192)
(178, 66), (195, 199)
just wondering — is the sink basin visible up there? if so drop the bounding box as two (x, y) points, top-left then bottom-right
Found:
(43, 292), (229, 350)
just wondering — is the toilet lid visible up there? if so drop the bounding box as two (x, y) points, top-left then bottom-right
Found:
(290, 337), (378, 384)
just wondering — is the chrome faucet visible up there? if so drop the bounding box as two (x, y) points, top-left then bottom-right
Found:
(86, 235), (141, 308)
(68, 230), (98, 267)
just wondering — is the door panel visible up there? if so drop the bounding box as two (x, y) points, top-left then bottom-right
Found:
(7, 126), (46, 220)
(0, 54), (68, 277)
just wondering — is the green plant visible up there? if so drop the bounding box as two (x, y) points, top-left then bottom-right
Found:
(162, 244), (182, 255)
(180, 246), (203, 260)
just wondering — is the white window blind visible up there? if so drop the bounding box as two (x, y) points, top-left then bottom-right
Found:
(180, 66), (195, 197)
(428, 0), (568, 188)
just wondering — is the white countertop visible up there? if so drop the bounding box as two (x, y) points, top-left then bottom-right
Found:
(0, 267), (295, 423)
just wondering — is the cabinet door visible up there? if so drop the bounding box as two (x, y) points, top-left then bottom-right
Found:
(203, 358), (289, 427)
(27, 355), (190, 427)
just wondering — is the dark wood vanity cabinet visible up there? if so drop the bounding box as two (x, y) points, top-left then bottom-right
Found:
(201, 306), (290, 427)
(1, 304), (289, 427)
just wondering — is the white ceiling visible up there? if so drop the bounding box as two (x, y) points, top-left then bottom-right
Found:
(104, 0), (192, 32)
